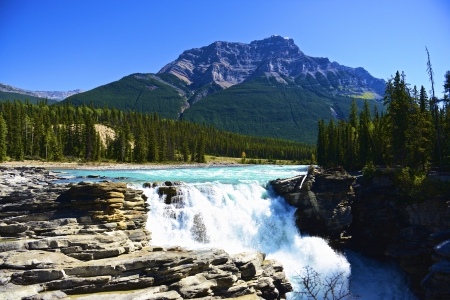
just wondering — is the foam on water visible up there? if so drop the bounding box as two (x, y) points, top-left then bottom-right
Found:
(143, 179), (352, 298)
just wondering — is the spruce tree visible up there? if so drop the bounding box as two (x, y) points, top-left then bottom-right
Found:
(182, 139), (189, 162)
(358, 100), (373, 167)
(384, 71), (411, 166)
(419, 86), (428, 113)
(134, 120), (147, 163)
(197, 135), (206, 163)
(0, 113), (7, 162)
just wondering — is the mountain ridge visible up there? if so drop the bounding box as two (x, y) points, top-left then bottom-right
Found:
(0, 82), (83, 101)
(158, 35), (385, 100)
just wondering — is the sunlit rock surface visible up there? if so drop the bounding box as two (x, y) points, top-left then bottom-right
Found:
(0, 167), (292, 299)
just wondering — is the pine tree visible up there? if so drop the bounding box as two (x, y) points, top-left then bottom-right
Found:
(84, 116), (96, 161)
(133, 119), (147, 163)
(384, 71), (411, 166)
(358, 100), (373, 167)
(348, 99), (359, 168)
(182, 138), (189, 162)
(0, 113), (7, 162)
(197, 134), (206, 163)
(419, 86), (428, 113)
(316, 119), (326, 166)
(147, 127), (158, 162)
(191, 139), (197, 162)
(10, 102), (24, 160)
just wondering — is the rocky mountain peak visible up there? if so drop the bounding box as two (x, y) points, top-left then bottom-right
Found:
(250, 35), (299, 52)
(159, 36), (385, 99)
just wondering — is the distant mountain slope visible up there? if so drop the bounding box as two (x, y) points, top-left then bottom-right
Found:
(63, 74), (188, 119)
(0, 83), (82, 101)
(182, 73), (378, 144)
(0, 90), (58, 104)
(159, 35), (385, 100)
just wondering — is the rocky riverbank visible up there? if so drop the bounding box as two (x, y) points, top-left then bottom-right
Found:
(0, 167), (292, 300)
(270, 166), (450, 299)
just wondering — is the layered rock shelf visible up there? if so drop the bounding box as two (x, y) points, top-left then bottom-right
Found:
(0, 167), (292, 300)
(270, 166), (450, 299)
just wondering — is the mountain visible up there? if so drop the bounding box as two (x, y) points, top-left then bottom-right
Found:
(159, 35), (385, 101)
(181, 73), (363, 144)
(0, 83), (83, 101)
(0, 90), (58, 104)
(63, 36), (386, 144)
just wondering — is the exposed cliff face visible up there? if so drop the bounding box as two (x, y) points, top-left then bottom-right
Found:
(270, 167), (355, 248)
(0, 167), (292, 299)
(159, 35), (385, 99)
(270, 167), (450, 299)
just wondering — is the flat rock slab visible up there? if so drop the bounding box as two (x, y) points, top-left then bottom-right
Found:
(0, 250), (79, 270)
(69, 286), (181, 300)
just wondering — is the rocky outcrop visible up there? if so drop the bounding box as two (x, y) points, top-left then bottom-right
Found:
(0, 167), (292, 299)
(270, 166), (450, 299)
(270, 166), (355, 247)
(159, 35), (385, 99)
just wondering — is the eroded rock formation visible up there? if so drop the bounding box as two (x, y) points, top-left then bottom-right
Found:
(0, 167), (292, 299)
(270, 166), (355, 247)
(270, 166), (450, 299)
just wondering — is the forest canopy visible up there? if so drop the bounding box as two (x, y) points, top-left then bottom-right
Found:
(0, 100), (315, 164)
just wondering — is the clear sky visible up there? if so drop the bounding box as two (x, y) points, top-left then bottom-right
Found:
(1, 0), (449, 97)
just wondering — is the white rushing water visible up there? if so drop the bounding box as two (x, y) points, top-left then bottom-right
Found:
(57, 165), (416, 299)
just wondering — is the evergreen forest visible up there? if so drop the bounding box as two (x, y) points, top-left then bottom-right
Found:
(0, 100), (315, 164)
(317, 70), (450, 172)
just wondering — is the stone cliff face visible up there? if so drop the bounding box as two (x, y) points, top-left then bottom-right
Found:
(270, 167), (355, 248)
(0, 167), (292, 300)
(159, 35), (385, 98)
(270, 167), (450, 299)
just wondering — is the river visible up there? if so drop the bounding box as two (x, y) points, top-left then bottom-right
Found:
(55, 164), (416, 299)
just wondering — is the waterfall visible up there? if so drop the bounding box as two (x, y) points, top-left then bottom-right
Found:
(56, 165), (416, 299)
(144, 180), (351, 297)
(142, 178), (416, 299)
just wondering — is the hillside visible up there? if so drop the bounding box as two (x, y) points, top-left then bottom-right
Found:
(182, 74), (380, 144)
(0, 90), (58, 104)
(62, 74), (188, 119)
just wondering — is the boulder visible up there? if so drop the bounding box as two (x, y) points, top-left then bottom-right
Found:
(231, 252), (265, 279)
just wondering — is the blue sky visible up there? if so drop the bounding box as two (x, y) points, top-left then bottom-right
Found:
(1, 0), (449, 97)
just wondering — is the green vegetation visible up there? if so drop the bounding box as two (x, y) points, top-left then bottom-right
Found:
(62, 74), (186, 119)
(0, 91), (57, 104)
(183, 75), (382, 144)
(353, 92), (376, 100)
(60, 71), (382, 145)
(0, 100), (315, 164)
(318, 70), (450, 172)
